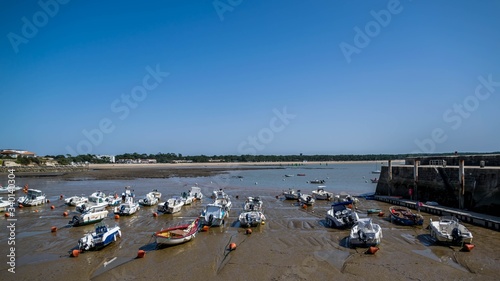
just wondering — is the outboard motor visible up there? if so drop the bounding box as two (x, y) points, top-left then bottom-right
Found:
(451, 228), (462, 243)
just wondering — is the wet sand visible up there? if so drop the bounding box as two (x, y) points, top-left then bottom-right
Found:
(1, 166), (499, 280)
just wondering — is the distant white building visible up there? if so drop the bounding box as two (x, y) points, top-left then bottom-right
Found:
(0, 149), (36, 158)
(96, 155), (116, 163)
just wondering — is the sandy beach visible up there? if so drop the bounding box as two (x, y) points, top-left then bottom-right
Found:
(1, 164), (498, 281)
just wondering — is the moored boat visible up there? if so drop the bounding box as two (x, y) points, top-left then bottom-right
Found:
(138, 190), (161, 206)
(299, 192), (315, 206)
(0, 197), (11, 212)
(78, 223), (121, 251)
(366, 208), (382, 214)
(429, 216), (473, 245)
(325, 201), (359, 228)
(349, 218), (383, 248)
(389, 206), (424, 226)
(0, 185), (22, 194)
(309, 179), (325, 184)
(201, 203), (227, 226)
(113, 187), (140, 215)
(239, 211), (266, 227)
(17, 189), (46, 206)
(243, 196), (263, 212)
(154, 218), (200, 246)
(158, 196), (184, 214)
(65, 195), (88, 206)
(311, 186), (333, 200)
(69, 207), (109, 227)
(283, 188), (299, 200)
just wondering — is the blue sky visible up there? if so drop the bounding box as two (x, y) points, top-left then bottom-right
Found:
(1, 0), (499, 156)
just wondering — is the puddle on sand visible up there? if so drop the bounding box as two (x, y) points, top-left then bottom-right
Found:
(313, 250), (350, 271)
(412, 249), (468, 272)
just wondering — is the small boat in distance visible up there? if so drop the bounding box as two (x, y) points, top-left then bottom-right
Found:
(389, 206), (424, 226)
(0, 185), (22, 194)
(312, 186), (333, 200)
(78, 223), (121, 251)
(370, 178), (378, 183)
(283, 188), (300, 200)
(154, 218), (200, 246)
(138, 190), (161, 206)
(429, 216), (473, 245)
(299, 193), (315, 206)
(65, 195), (88, 206)
(309, 179), (325, 184)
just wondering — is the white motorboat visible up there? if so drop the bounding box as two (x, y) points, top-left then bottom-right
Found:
(17, 189), (46, 206)
(105, 194), (121, 206)
(283, 188), (299, 200)
(78, 223), (121, 251)
(429, 216), (473, 245)
(183, 186), (203, 203)
(76, 194), (108, 213)
(299, 193), (315, 206)
(158, 196), (184, 214)
(113, 187), (139, 215)
(0, 185), (22, 194)
(69, 207), (109, 227)
(325, 201), (359, 228)
(180, 190), (194, 205)
(312, 186), (334, 200)
(0, 197), (11, 212)
(213, 189), (232, 211)
(138, 190), (161, 206)
(243, 196), (263, 212)
(239, 211), (266, 227)
(65, 195), (88, 206)
(349, 218), (383, 248)
(201, 203), (227, 226)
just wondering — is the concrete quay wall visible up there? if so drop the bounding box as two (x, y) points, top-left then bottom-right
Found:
(375, 165), (500, 217)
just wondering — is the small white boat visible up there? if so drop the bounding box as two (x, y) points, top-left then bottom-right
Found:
(154, 218), (200, 246)
(105, 194), (121, 206)
(429, 216), (473, 245)
(299, 193), (315, 206)
(183, 186), (203, 203)
(325, 201), (359, 228)
(349, 218), (383, 248)
(76, 194), (108, 213)
(78, 223), (121, 251)
(243, 196), (263, 212)
(17, 189), (46, 206)
(283, 188), (299, 200)
(201, 203), (227, 226)
(65, 195), (88, 206)
(0, 197), (11, 212)
(138, 190), (161, 206)
(90, 190), (107, 199)
(312, 186), (334, 200)
(180, 190), (194, 205)
(239, 211), (266, 227)
(0, 185), (22, 194)
(158, 196), (184, 214)
(114, 187), (139, 215)
(213, 189), (232, 211)
(69, 207), (109, 227)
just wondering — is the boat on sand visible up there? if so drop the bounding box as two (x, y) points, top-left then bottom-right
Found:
(154, 218), (200, 246)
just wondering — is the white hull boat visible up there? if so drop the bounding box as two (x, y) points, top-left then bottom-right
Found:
(114, 187), (139, 215)
(138, 190), (161, 206)
(78, 223), (121, 251)
(65, 196), (88, 206)
(239, 211), (266, 227)
(349, 218), (382, 247)
(283, 188), (299, 200)
(69, 208), (109, 227)
(201, 203), (227, 226)
(312, 186), (334, 200)
(243, 196), (263, 212)
(158, 196), (184, 214)
(76, 194), (108, 213)
(429, 216), (473, 245)
(0, 185), (22, 194)
(0, 198), (11, 212)
(325, 201), (359, 228)
(299, 193), (315, 206)
(17, 189), (46, 206)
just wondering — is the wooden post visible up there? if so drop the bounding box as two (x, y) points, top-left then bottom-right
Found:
(413, 160), (419, 201)
(459, 159), (465, 209)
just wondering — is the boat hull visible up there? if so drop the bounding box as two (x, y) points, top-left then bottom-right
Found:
(429, 217), (473, 245)
(79, 226), (121, 251)
(349, 218), (383, 248)
(389, 206), (424, 226)
(70, 210), (109, 227)
(154, 218), (199, 246)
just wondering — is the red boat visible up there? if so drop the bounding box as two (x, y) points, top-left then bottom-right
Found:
(154, 218), (200, 246)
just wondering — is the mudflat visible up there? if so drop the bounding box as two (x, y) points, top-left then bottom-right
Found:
(2, 165), (498, 281)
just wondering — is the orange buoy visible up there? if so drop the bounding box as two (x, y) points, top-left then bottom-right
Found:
(34, 210), (39, 213)
(378, 212), (385, 217)
(462, 243), (475, 252)
(245, 228), (252, 235)
(18, 204), (23, 208)
(114, 214), (120, 219)
(51, 205), (55, 210)
(71, 249), (80, 257)
(4, 212), (10, 217)
(347, 204), (353, 209)
(202, 225), (210, 232)
(137, 250), (146, 258)
(51, 226), (57, 232)
(153, 212), (158, 217)
(63, 211), (68, 217)
(229, 243), (237, 251)
(366, 246), (379, 255)
(302, 204), (307, 209)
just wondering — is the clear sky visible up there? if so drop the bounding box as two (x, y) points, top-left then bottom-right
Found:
(1, 0), (499, 156)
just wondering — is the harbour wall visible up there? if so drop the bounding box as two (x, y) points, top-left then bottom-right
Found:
(375, 164), (500, 217)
